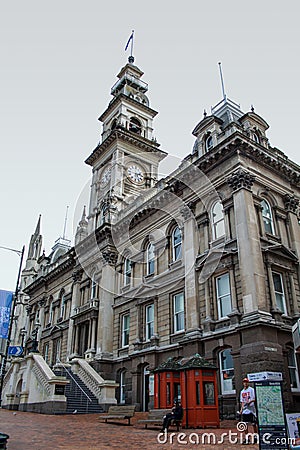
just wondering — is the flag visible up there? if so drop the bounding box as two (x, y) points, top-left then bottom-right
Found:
(0, 290), (13, 339)
(125, 31), (134, 51)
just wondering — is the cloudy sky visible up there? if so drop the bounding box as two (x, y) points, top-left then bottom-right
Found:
(1, 0), (299, 291)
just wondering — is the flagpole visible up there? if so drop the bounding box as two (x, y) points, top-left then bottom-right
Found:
(0, 244), (25, 407)
(130, 30), (134, 58)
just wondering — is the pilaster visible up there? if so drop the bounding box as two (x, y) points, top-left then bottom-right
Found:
(227, 168), (266, 313)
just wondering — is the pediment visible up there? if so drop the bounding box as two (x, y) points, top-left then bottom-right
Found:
(262, 243), (298, 262)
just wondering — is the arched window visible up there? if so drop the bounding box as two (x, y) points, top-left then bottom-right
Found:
(261, 199), (275, 234)
(205, 135), (213, 152)
(211, 201), (225, 240)
(111, 118), (117, 131)
(129, 117), (142, 134)
(219, 349), (235, 394)
(124, 258), (132, 286)
(253, 132), (260, 143)
(172, 226), (182, 262)
(146, 242), (155, 275)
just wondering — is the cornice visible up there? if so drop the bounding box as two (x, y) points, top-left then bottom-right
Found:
(99, 93), (158, 122)
(24, 255), (75, 294)
(85, 128), (165, 166)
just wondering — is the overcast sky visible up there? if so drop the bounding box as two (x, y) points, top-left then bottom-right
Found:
(1, 0), (299, 291)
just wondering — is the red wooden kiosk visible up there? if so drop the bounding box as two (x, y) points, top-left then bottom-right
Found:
(153, 354), (220, 428)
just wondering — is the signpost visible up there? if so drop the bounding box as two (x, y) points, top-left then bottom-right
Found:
(8, 346), (23, 357)
(248, 371), (288, 450)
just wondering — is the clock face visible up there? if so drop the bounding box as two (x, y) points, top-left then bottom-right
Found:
(100, 166), (112, 187)
(127, 165), (144, 184)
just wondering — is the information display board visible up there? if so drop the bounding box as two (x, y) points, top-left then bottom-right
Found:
(255, 381), (288, 449)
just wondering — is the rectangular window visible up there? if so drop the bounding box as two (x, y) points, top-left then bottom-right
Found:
(145, 304), (154, 341)
(288, 349), (299, 390)
(203, 382), (215, 405)
(195, 381), (200, 405)
(173, 293), (184, 333)
(272, 272), (287, 314)
(124, 259), (132, 286)
(120, 371), (126, 404)
(216, 273), (232, 318)
(122, 314), (130, 347)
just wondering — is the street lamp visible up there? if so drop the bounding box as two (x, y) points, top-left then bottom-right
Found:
(31, 321), (41, 353)
(20, 328), (27, 349)
(0, 245), (25, 407)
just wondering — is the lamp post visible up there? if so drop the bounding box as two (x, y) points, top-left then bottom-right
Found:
(0, 245), (25, 407)
(20, 328), (27, 349)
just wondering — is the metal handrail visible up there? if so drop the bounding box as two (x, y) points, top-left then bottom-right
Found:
(56, 358), (92, 403)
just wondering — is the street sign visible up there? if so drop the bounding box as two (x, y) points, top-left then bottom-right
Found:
(248, 371), (283, 382)
(8, 346), (23, 357)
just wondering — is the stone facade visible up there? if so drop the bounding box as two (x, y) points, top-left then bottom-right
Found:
(9, 57), (300, 418)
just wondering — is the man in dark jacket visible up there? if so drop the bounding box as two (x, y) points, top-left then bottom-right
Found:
(161, 400), (184, 431)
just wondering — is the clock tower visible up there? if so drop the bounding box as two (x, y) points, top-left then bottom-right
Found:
(85, 56), (167, 231)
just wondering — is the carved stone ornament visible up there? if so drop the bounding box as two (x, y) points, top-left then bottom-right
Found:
(72, 269), (83, 282)
(284, 194), (299, 213)
(38, 296), (47, 307)
(101, 249), (118, 266)
(227, 168), (255, 191)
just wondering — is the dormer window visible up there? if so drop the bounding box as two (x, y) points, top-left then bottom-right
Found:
(129, 117), (142, 134)
(205, 135), (213, 152)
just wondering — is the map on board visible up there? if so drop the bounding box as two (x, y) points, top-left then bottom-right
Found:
(256, 384), (285, 426)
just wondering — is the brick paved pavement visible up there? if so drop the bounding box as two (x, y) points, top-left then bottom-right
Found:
(0, 409), (258, 449)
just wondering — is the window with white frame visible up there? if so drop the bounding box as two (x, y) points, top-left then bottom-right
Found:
(272, 272), (287, 314)
(216, 273), (232, 318)
(120, 371), (126, 403)
(146, 242), (155, 275)
(122, 314), (130, 347)
(172, 226), (182, 262)
(124, 258), (132, 286)
(91, 274), (97, 299)
(219, 349), (235, 394)
(261, 199), (275, 234)
(211, 201), (225, 240)
(44, 343), (49, 364)
(288, 348), (299, 390)
(145, 304), (154, 340)
(173, 293), (185, 333)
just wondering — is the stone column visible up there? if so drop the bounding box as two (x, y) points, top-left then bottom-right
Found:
(227, 168), (267, 314)
(96, 248), (117, 359)
(67, 269), (82, 359)
(180, 205), (202, 337)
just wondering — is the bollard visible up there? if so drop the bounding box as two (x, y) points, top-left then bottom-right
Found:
(0, 433), (9, 450)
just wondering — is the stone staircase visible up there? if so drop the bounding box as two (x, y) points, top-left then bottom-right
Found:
(54, 368), (104, 414)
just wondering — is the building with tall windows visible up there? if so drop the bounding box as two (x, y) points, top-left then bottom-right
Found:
(3, 56), (300, 418)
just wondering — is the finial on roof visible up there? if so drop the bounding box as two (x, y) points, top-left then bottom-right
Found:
(203, 109), (207, 118)
(62, 206), (69, 240)
(34, 215), (41, 236)
(251, 104), (255, 112)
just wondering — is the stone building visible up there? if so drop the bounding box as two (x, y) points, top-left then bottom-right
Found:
(4, 56), (300, 417)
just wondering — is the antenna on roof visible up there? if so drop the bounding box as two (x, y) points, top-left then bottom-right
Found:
(62, 206), (69, 240)
(218, 62), (227, 101)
